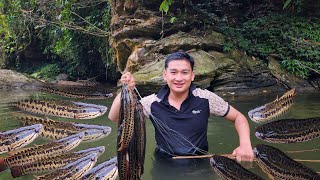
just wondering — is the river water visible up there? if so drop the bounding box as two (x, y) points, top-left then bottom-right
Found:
(0, 89), (319, 180)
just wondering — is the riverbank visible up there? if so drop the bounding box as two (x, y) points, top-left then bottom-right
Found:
(0, 69), (318, 96)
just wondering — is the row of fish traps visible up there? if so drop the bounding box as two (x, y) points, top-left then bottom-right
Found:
(210, 89), (320, 179)
(0, 85), (118, 179)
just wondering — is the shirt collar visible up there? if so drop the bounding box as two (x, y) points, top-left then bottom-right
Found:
(156, 83), (197, 101)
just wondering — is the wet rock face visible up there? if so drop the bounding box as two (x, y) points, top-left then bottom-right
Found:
(110, 0), (210, 73)
(110, 0), (317, 95)
(132, 49), (285, 96)
(267, 57), (316, 91)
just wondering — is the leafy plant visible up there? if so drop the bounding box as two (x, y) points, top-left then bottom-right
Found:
(283, 0), (292, 9)
(159, 0), (172, 13)
(30, 63), (60, 81)
(223, 42), (233, 52)
(170, 16), (177, 23)
(222, 14), (320, 78)
(0, 0), (36, 67)
(0, 0), (113, 81)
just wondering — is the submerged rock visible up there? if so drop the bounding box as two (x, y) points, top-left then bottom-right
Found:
(0, 69), (44, 90)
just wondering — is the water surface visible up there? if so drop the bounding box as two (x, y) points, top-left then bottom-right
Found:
(0, 89), (319, 179)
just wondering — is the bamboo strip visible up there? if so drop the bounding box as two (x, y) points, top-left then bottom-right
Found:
(287, 149), (320, 153)
(172, 154), (213, 159)
(172, 148), (320, 160)
(172, 154), (235, 160)
(293, 159), (320, 163)
(172, 155), (320, 163)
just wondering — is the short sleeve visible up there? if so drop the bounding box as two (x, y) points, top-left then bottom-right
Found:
(192, 88), (229, 117)
(139, 93), (158, 116)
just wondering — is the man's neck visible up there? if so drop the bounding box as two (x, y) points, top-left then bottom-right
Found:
(168, 90), (189, 110)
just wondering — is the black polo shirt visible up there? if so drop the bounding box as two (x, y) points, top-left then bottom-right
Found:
(141, 84), (230, 156)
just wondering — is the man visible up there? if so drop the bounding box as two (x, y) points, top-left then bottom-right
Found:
(108, 51), (254, 162)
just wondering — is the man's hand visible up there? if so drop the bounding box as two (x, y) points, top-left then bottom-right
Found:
(108, 72), (135, 122)
(121, 72), (135, 90)
(232, 144), (254, 162)
(224, 106), (254, 162)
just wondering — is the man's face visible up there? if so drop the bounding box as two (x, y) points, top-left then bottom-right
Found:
(163, 59), (195, 94)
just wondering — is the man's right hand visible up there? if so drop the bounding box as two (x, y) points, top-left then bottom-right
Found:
(109, 72), (135, 122)
(121, 72), (135, 90)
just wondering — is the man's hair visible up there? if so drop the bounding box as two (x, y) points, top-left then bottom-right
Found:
(165, 51), (195, 70)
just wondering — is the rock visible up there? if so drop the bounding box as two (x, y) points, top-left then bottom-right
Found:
(110, 0), (318, 95)
(125, 47), (148, 72)
(133, 49), (287, 96)
(56, 73), (68, 81)
(208, 50), (285, 95)
(309, 78), (320, 89)
(267, 56), (315, 92)
(0, 69), (44, 90)
(155, 31), (225, 54)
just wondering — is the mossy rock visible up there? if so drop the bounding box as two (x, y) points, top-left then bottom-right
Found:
(133, 49), (235, 89)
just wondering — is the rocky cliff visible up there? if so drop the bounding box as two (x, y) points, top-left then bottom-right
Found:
(109, 0), (318, 95)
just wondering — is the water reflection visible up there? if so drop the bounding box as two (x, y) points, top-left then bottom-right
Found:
(0, 89), (319, 179)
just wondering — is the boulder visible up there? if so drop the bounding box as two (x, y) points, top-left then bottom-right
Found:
(0, 69), (44, 90)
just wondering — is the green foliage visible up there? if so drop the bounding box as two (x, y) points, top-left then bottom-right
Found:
(283, 0), (292, 9)
(170, 16), (176, 23)
(159, 0), (172, 13)
(30, 63), (60, 81)
(38, 0), (112, 80)
(0, 0), (112, 80)
(0, 0), (36, 67)
(222, 14), (320, 78)
(222, 42), (233, 52)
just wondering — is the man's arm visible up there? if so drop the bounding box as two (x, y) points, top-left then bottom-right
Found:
(193, 88), (254, 162)
(224, 106), (254, 162)
(108, 93), (121, 122)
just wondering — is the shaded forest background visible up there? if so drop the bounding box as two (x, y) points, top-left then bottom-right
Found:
(0, 0), (319, 85)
